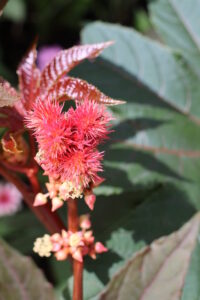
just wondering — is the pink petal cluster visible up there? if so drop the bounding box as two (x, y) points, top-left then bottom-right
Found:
(52, 214), (107, 262)
(51, 230), (107, 262)
(33, 214), (107, 261)
(0, 182), (22, 216)
(27, 98), (112, 208)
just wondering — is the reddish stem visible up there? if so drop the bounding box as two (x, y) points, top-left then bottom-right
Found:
(0, 163), (64, 234)
(73, 260), (83, 300)
(26, 168), (41, 194)
(29, 132), (37, 158)
(67, 198), (79, 231)
(67, 199), (83, 300)
(0, 161), (30, 174)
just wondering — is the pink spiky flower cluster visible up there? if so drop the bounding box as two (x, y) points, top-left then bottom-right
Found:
(33, 214), (107, 262)
(27, 98), (112, 210)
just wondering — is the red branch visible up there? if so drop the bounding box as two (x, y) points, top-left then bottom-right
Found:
(67, 199), (83, 300)
(26, 168), (41, 194)
(0, 163), (64, 234)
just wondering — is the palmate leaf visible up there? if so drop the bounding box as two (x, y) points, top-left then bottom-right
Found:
(99, 213), (200, 300)
(0, 239), (56, 300)
(40, 41), (114, 94)
(150, 0), (200, 78)
(60, 16), (200, 300)
(61, 185), (198, 299)
(17, 42), (40, 111)
(79, 21), (200, 209)
(46, 77), (125, 105)
(16, 41), (122, 108)
(82, 22), (200, 120)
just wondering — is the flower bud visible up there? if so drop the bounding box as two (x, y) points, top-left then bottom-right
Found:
(51, 197), (63, 211)
(95, 242), (108, 254)
(84, 193), (96, 210)
(34, 193), (48, 206)
(55, 248), (68, 260)
(79, 214), (91, 230)
(72, 248), (83, 262)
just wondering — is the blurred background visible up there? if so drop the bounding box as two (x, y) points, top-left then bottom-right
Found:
(0, 0), (152, 84)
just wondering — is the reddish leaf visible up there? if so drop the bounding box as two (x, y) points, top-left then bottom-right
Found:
(46, 77), (125, 105)
(0, 79), (20, 107)
(0, 239), (57, 300)
(17, 43), (40, 111)
(99, 213), (200, 300)
(0, 107), (24, 131)
(40, 42), (114, 93)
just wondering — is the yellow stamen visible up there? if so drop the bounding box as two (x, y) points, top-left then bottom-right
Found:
(59, 181), (83, 200)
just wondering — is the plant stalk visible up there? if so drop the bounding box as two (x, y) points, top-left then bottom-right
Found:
(67, 199), (83, 300)
(0, 163), (64, 234)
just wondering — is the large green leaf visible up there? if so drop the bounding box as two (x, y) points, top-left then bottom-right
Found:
(99, 213), (200, 300)
(74, 21), (200, 210)
(0, 239), (56, 300)
(81, 21), (200, 119)
(69, 17), (200, 299)
(61, 184), (196, 299)
(150, 0), (200, 78)
(71, 62), (198, 198)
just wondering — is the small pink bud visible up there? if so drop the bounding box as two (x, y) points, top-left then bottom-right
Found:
(51, 233), (61, 242)
(61, 230), (69, 246)
(84, 230), (95, 244)
(34, 193), (48, 206)
(51, 197), (63, 211)
(84, 193), (96, 210)
(52, 242), (62, 252)
(72, 248), (83, 262)
(79, 214), (91, 230)
(89, 248), (97, 260)
(55, 248), (68, 261)
(51, 233), (63, 251)
(95, 242), (108, 254)
(46, 182), (58, 198)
